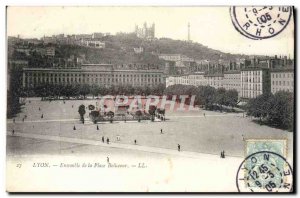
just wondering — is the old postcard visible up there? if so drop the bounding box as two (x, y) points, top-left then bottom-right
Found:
(6, 6), (295, 192)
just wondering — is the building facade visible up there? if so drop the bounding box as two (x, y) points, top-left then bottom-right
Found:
(159, 54), (195, 75)
(80, 40), (105, 49)
(166, 71), (242, 96)
(22, 64), (165, 88)
(187, 72), (207, 86)
(223, 71), (241, 96)
(205, 74), (224, 89)
(241, 68), (270, 99)
(270, 69), (294, 94)
(46, 47), (55, 56)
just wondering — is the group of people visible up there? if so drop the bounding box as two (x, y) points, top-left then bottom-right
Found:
(102, 136), (110, 144)
(220, 150), (226, 158)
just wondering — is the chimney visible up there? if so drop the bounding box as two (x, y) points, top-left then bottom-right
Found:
(284, 56), (287, 66)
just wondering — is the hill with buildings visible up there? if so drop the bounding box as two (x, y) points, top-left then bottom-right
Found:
(68, 33), (249, 64)
(9, 32), (249, 68)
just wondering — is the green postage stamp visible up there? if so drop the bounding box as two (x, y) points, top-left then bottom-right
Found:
(236, 139), (292, 192)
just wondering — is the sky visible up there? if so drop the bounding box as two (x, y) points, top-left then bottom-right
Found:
(7, 6), (294, 57)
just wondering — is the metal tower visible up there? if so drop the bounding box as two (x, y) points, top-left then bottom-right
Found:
(188, 22), (190, 42)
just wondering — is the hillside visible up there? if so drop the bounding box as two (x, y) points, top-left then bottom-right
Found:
(55, 33), (248, 65)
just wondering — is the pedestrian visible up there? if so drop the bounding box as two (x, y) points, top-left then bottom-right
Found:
(97, 125), (99, 130)
(39, 107), (41, 111)
(12, 129), (15, 135)
(102, 136), (104, 143)
(22, 118), (24, 122)
(24, 115), (27, 119)
(41, 114), (43, 119)
(107, 138), (110, 144)
(72, 105), (73, 108)
(73, 125), (76, 130)
(134, 139), (137, 145)
(13, 118), (15, 123)
(178, 144), (181, 152)
(220, 151), (223, 158)
(107, 156), (109, 163)
(161, 129), (163, 134)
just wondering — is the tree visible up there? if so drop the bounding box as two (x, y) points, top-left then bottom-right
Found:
(99, 85), (108, 96)
(107, 111), (114, 123)
(90, 84), (99, 99)
(90, 110), (100, 124)
(62, 84), (74, 99)
(78, 104), (86, 123)
(152, 83), (166, 96)
(148, 105), (156, 121)
(197, 86), (216, 109)
(225, 89), (238, 109)
(79, 84), (90, 99)
(246, 93), (274, 123)
(143, 86), (151, 96)
(88, 104), (95, 110)
(269, 91), (294, 130)
(53, 84), (64, 99)
(135, 110), (142, 122)
(215, 87), (226, 111)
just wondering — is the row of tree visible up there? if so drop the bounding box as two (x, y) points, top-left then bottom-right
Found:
(7, 66), (23, 118)
(22, 83), (239, 111)
(22, 83), (166, 99)
(164, 84), (239, 110)
(246, 91), (294, 131)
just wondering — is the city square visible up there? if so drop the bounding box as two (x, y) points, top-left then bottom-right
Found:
(7, 98), (293, 158)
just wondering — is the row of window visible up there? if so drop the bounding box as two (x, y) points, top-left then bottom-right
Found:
(272, 73), (293, 78)
(242, 71), (262, 76)
(241, 77), (261, 83)
(26, 72), (162, 78)
(25, 78), (161, 86)
(242, 84), (262, 91)
(224, 84), (240, 87)
(26, 76), (161, 83)
(272, 80), (293, 86)
(272, 88), (293, 93)
(242, 91), (262, 98)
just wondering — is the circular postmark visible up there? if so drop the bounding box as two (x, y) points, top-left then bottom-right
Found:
(230, 6), (293, 40)
(236, 151), (293, 192)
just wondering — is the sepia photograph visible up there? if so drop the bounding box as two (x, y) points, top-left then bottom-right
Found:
(5, 6), (295, 192)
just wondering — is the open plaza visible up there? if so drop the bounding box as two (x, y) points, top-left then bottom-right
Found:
(7, 97), (293, 158)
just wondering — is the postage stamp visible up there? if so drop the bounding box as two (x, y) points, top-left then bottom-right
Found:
(245, 139), (287, 157)
(236, 139), (292, 192)
(230, 6), (293, 40)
